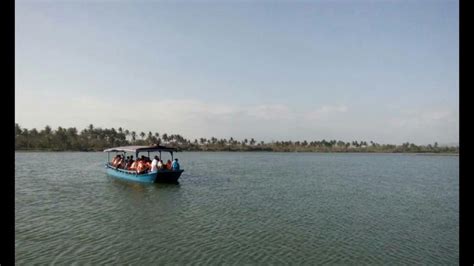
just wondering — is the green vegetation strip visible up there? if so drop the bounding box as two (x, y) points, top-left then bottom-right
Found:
(15, 124), (458, 153)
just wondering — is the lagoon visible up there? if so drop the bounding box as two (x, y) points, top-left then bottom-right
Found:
(15, 152), (459, 264)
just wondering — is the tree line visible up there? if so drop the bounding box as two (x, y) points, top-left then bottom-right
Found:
(15, 124), (458, 153)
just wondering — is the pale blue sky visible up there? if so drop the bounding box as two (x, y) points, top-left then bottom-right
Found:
(15, 0), (458, 145)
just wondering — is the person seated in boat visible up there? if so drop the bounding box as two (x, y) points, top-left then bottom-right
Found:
(172, 158), (180, 171)
(125, 156), (134, 169)
(111, 154), (120, 166)
(129, 159), (138, 171)
(150, 156), (159, 172)
(115, 155), (124, 168)
(112, 155), (121, 166)
(145, 161), (151, 172)
(166, 160), (172, 170)
(136, 160), (147, 174)
(120, 156), (129, 169)
(157, 159), (164, 170)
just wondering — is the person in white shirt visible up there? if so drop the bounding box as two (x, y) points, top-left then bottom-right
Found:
(150, 156), (160, 172)
(157, 159), (164, 170)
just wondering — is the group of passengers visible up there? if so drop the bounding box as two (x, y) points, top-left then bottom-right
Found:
(111, 154), (180, 174)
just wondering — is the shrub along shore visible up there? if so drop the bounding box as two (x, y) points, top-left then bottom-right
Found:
(15, 124), (458, 154)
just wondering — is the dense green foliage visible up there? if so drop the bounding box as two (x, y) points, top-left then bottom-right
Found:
(15, 124), (458, 153)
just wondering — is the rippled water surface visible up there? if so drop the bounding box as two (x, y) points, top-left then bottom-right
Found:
(15, 152), (459, 265)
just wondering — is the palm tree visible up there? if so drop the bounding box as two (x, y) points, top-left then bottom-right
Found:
(140, 132), (146, 140)
(131, 131), (136, 143)
(122, 129), (129, 144)
(44, 125), (52, 135)
(15, 123), (22, 136)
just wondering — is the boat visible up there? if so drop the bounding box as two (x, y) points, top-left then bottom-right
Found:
(103, 145), (184, 183)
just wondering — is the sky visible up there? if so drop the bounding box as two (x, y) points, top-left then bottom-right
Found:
(15, 0), (459, 145)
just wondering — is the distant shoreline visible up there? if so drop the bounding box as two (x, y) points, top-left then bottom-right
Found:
(15, 149), (459, 156)
(15, 124), (459, 154)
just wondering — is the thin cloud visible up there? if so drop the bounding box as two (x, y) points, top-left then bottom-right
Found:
(304, 104), (348, 121)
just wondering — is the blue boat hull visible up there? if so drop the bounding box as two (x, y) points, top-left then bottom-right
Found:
(105, 164), (183, 183)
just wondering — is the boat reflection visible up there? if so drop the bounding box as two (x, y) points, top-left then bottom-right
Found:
(110, 176), (180, 192)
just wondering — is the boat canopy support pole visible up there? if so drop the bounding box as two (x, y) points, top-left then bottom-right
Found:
(171, 152), (174, 160)
(107, 152), (109, 162)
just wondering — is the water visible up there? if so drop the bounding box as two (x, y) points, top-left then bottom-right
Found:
(15, 152), (459, 265)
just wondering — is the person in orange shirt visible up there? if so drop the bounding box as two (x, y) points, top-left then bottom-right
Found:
(130, 159), (138, 171)
(112, 155), (121, 167)
(111, 155), (119, 166)
(116, 156), (124, 168)
(136, 160), (147, 174)
(145, 161), (151, 172)
(126, 155), (134, 170)
(166, 160), (172, 170)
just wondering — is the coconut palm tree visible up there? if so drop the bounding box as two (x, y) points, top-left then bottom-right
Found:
(15, 123), (22, 136)
(147, 131), (153, 142)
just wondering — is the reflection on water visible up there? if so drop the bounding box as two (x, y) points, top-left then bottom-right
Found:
(110, 177), (180, 190)
(111, 178), (148, 191)
(15, 152), (459, 265)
